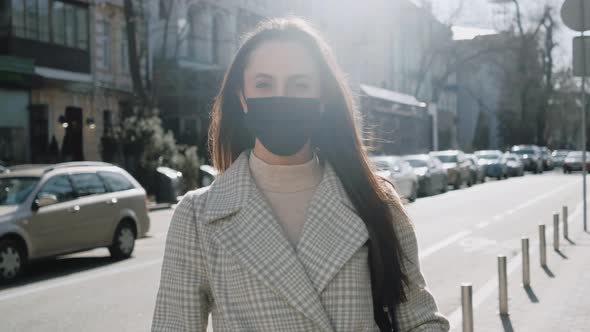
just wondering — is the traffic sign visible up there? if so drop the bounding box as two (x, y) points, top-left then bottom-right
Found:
(561, 0), (590, 32)
(573, 36), (590, 76)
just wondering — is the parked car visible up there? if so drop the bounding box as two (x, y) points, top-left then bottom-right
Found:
(563, 151), (590, 174)
(199, 164), (218, 187)
(504, 153), (525, 177)
(402, 154), (448, 197)
(474, 150), (508, 180)
(370, 156), (418, 202)
(510, 145), (543, 174)
(430, 150), (472, 189)
(539, 147), (554, 170)
(551, 150), (571, 168)
(465, 154), (486, 184)
(0, 162), (150, 283)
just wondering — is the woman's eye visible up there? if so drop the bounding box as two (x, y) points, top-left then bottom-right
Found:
(256, 81), (271, 89)
(295, 82), (309, 90)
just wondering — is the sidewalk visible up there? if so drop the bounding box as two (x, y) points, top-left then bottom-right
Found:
(467, 224), (590, 331)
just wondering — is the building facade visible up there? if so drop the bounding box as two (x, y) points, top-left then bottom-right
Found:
(148, 0), (457, 157)
(0, 0), (132, 165)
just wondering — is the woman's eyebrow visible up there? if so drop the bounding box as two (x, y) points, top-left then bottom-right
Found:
(254, 73), (274, 80)
(288, 74), (312, 81)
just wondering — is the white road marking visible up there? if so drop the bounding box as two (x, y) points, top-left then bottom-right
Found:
(514, 181), (576, 211)
(447, 199), (584, 331)
(419, 230), (472, 260)
(420, 179), (577, 260)
(0, 258), (162, 302)
(476, 221), (490, 229)
(480, 180), (576, 228)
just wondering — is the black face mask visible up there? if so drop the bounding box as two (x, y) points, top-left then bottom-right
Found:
(243, 97), (321, 156)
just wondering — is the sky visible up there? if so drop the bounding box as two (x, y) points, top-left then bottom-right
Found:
(429, 0), (577, 69)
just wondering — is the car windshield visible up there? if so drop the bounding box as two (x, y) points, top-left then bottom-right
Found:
(512, 149), (535, 155)
(0, 177), (39, 206)
(404, 159), (428, 168)
(371, 160), (391, 171)
(553, 151), (569, 157)
(568, 152), (587, 158)
(476, 154), (499, 160)
(433, 155), (457, 163)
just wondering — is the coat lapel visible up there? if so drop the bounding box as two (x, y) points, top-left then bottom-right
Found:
(296, 162), (370, 293)
(204, 150), (334, 332)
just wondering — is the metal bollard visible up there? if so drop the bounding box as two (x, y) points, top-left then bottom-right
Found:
(553, 213), (559, 251)
(539, 224), (547, 267)
(498, 255), (508, 315)
(563, 206), (569, 240)
(522, 237), (530, 286)
(461, 284), (474, 332)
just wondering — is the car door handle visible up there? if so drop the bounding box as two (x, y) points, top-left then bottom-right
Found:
(68, 205), (80, 213)
(106, 198), (118, 205)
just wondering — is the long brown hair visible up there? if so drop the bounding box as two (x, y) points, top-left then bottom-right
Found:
(208, 17), (410, 331)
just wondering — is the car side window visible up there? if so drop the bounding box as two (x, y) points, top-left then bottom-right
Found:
(37, 175), (76, 203)
(98, 171), (134, 192)
(70, 173), (107, 197)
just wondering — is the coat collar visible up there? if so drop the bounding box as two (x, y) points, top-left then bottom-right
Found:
(204, 150), (369, 331)
(203, 149), (357, 223)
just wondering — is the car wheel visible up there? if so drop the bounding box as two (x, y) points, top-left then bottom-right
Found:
(109, 221), (136, 260)
(0, 239), (26, 284)
(441, 180), (448, 193)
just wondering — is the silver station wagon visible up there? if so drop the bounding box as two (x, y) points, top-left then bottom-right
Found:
(0, 162), (150, 283)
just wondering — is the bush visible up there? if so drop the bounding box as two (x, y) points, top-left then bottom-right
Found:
(172, 145), (200, 193)
(100, 106), (200, 195)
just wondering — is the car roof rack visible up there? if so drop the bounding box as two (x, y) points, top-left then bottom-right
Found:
(43, 161), (114, 174)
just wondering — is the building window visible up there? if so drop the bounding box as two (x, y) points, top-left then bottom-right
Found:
(99, 21), (111, 69)
(75, 7), (87, 50)
(9, 0), (87, 49)
(25, 0), (38, 39)
(0, 0), (10, 36)
(12, 0), (25, 37)
(64, 4), (76, 47)
(212, 15), (221, 64)
(103, 110), (112, 135)
(120, 26), (129, 72)
(51, 0), (65, 44)
(64, 3), (75, 47)
(38, 0), (49, 42)
(159, 0), (168, 20)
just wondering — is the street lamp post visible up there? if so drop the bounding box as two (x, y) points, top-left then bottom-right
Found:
(562, 0), (590, 232)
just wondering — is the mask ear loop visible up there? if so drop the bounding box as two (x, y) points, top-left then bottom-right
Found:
(312, 102), (327, 158)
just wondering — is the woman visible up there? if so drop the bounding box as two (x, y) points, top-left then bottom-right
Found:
(152, 17), (449, 332)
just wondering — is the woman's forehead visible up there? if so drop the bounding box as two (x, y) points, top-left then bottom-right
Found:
(245, 40), (319, 78)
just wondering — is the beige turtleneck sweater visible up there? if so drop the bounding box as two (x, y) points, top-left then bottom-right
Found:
(249, 151), (324, 249)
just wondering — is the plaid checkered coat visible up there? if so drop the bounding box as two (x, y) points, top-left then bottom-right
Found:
(151, 150), (449, 332)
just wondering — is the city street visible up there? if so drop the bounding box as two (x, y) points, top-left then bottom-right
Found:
(0, 170), (586, 331)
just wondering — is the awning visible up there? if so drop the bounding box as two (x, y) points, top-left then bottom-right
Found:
(0, 56), (42, 87)
(360, 84), (427, 108)
(34, 66), (92, 83)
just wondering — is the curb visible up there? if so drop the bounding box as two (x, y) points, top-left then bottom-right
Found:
(147, 202), (173, 211)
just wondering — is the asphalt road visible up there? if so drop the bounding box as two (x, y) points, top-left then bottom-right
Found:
(0, 170), (584, 331)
